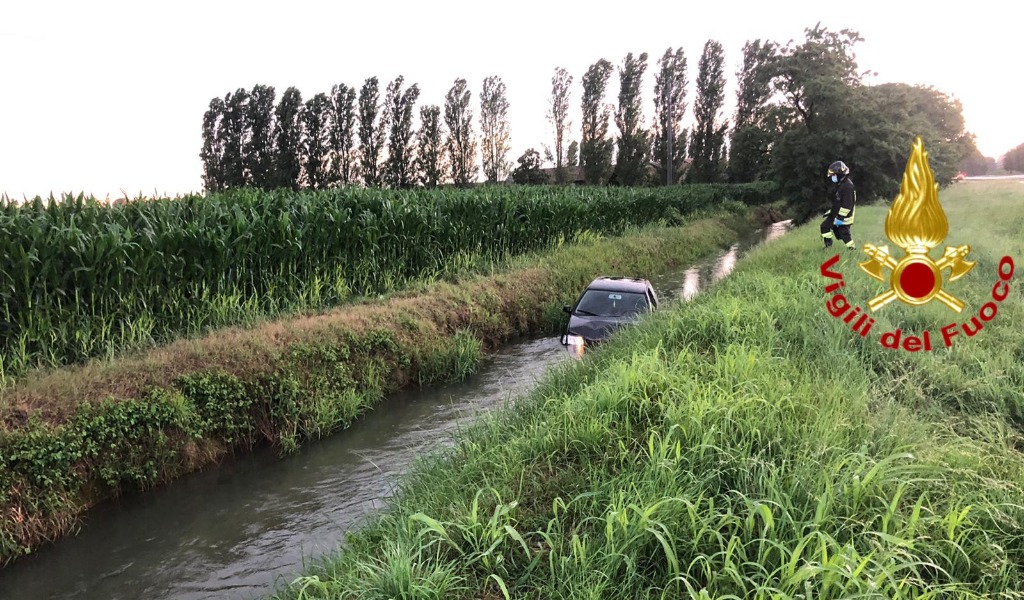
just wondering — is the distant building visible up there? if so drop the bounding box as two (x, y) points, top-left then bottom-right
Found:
(537, 165), (586, 185)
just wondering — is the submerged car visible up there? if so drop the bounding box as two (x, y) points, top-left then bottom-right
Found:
(560, 276), (659, 357)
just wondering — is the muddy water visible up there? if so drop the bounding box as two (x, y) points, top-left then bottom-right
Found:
(0, 220), (790, 600)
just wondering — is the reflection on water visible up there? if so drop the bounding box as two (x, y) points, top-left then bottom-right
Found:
(680, 268), (701, 301)
(765, 220), (792, 242)
(650, 219), (792, 302)
(711, 245), (739, 283)
(0, 221), (792, 600)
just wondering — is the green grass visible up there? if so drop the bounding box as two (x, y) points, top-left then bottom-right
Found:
(271, 181), (1024, 599)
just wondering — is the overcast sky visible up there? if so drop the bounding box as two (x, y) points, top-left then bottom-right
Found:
(1, 0), (1021, 199)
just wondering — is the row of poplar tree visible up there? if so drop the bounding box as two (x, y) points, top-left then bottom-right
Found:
(201, 25), (978, 212)
(199, 39), (749, 193)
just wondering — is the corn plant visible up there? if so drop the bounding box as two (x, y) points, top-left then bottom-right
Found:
(0, 183), (775, 383)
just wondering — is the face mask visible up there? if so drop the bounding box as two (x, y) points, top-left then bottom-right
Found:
(831, 175), (838, 183)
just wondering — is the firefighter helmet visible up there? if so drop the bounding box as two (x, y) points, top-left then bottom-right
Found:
(827, 161), (850, 180)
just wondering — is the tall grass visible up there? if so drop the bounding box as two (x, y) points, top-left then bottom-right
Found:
(0, 183), (774, 384)
(274, 181), (1024, 599)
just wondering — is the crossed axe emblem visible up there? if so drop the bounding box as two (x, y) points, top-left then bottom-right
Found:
(859, 244), (975, 312)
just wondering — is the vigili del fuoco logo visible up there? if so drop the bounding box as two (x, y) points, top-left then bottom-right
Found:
(820, 137), (1015, 352)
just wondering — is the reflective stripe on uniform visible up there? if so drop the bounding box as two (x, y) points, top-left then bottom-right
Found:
(838, 208), (851, 216)
(822, 231), (834, 239)
(845, 240), (856, 248)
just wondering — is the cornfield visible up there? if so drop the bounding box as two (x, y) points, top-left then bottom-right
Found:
(0, 183), (774, 383)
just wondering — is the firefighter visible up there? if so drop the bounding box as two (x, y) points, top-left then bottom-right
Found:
(821, 160), (856, 249)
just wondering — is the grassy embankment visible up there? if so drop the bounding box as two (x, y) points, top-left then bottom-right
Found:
(0, 195), (770, 565)
(275, 180), (1024, 599)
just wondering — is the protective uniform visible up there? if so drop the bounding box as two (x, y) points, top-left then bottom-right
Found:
(821, 161), (856, 249)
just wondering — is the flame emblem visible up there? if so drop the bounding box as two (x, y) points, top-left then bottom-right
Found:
(858, 137), (975, 312)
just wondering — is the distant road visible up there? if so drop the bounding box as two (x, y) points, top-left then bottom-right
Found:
(963, 174), (1024, 180)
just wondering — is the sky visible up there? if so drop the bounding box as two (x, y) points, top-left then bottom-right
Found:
(1, 0), (1022, 199)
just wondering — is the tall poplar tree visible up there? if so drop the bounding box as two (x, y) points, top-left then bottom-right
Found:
(220, 88), (250, 188)
(417, 105), (447, 187)
(358, 77), (387, 187)
(273, 87), (303, 191)
(652, 48), (688, 185)
(383, 76), (421, 188)
(480, 76), (512, 183)
(728, 40), (778, 183)
(580, 59), (615, 184)
(546, 67), (573, 184)
(687, 40), (729, 183)
(246, 84), (277, 189)
(614, 52), (650, 186)
(330, 83), (357, 186)
(301, 92), (332, 189)
(445, 78), (478, 186)
(200, 97), (225, 193)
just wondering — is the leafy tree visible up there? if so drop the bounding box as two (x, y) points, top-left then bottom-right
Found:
(301, 93), (332, 190)
(220, 88), (250, 188)
(652, 47), (688, 185)
(445, 78), (478, 186)
(358, 77), (387, 187)
(773, 25), (860, 133)
(768, 26), (869, 220)
(958, 146), (989, 176)
(728, 40), (778, 183)
(769, 25), (973, 220)
(771, 24), (862, 202)
(858, 83), (974, 188)
(687, 40), (728, 183)
(383, 76), (421, 189)
(246, 84), (277, 189)
(416, 105), (447, 187)
(1003, 142), (1024, 173)
(545, 67), (573, 184)
(580, 59), (615, 184)
(200, 97), (225, 193)
(512, 148), (547, 184)
(614, 52), (650, 186)
(330, 83), (357, 186)
(273, 87), (304, 191)
(567, 140), (579, 168)
(480, 76), (513, 183)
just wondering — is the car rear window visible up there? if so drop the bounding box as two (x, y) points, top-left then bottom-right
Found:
(575, 290), (650, 317)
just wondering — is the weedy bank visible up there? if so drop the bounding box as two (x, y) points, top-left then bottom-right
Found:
(274, 180), (1023, 599)
(0, 203), (770, 565)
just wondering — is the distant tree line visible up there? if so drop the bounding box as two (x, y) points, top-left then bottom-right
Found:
(201, 25), (983, 220)
(1003, 143), (1024, 173)
(201, 77), (495, 192)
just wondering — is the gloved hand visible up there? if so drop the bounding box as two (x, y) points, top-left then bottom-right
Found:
(834, 218), (846, 226)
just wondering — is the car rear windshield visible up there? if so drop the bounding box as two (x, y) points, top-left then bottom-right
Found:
(574, 290), (650, 317)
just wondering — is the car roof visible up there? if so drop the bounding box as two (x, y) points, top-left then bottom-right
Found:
(585, 276), (652, 294)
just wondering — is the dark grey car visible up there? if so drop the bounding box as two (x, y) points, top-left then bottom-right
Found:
(560, 276), (659, 356)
